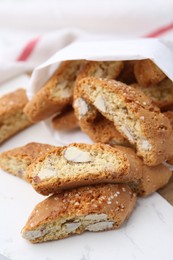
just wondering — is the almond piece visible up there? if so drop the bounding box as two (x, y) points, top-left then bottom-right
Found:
(93, 94), (106, 112)
(74, 97), (88, 119)
(64, 146), (92, 163)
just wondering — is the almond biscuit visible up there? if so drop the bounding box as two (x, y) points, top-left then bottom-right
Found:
(21, 184), (136, 243)
(77, 77), (173, 166)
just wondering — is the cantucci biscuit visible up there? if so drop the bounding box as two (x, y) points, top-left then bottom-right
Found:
(24, 60), (83, 122)
(134, 59), (166, 87)
(0, 89), (32, 144)
(73, 95), (129, 145)
(27, 143), (142, 195)
(77, 77), (173, 166)
(0, 142), (54, 181)
(73, 61), (128, 145)
(21, 184), (136, 243)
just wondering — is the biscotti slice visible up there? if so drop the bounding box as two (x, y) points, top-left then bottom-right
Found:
(27, 143), (143, 195)
(134, 59), (166, 87)
(131, 78), (173, 109)
(24, 60), (83, 122)
(74, 60), (123, 125)
(77, 77), (173, 166)
(52, 106), (78, 131)
(74, 74), (128, 146)
(0, 89), (32, 144)
(0, 142), (54, 181)
(21, 184), (136, 243)
(112, 145), (172, 196)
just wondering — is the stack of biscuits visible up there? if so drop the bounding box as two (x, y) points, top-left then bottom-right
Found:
(0, 58), (173, 243)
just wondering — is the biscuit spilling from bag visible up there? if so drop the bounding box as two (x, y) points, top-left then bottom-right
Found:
(24, 60), (84, 122)
(21, 184), (136, 243)
(76, 77), (173, 166)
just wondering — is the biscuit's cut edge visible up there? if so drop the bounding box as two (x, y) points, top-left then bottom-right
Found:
(21, 184), (136, 243)
(73, 86), (129, 146)
(77, 77), (173, 166)
(24, 60), (84, 122)
(0, 142), (55, 181)
(26, 143), (143, 196)
(0, 89), (33, 144)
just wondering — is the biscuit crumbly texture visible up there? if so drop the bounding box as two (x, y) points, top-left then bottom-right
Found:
(134, 59), (166, 87)
(52, 106), (78, 131)
(0, 142), (54, 181)
(21, 184), (136, 243)
(24, 60), (83, 122)
(0, 89), (32, 144)
(27, 143), (142, 195)
(76, 77), (173, 166)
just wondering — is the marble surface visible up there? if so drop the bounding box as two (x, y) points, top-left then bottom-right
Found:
(0, 75), (173, 260)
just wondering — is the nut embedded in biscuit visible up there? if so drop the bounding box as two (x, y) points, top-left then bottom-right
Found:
(73, 97), (89, 119)
(21, 184), (136, 243)
(27, 143), (142, 195)
(64, 146), (92, 163)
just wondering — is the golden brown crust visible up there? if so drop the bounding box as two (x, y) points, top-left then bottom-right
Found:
(134, 59), (166, 87)
(21, 184), (136, 243)
(112, 145), (172, 196)
(52, 106), (78, 131)
(0, 89), (32, 144)
(0, 142), (55, 180)
(24, 60), (83, 122)
(27, 143), (142, 196)
(77, 77), (173, 166)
